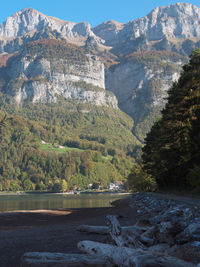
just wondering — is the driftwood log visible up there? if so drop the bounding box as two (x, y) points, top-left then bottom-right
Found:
(21, 252), (108, 267)
(21, 214), (199, 266)
(76, 224), (147, 235)
(77, 240), (196, 267)
(107, 215), (145, 248)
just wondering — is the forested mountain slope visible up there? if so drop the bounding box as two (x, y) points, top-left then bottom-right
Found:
(0, 105), (138, 191)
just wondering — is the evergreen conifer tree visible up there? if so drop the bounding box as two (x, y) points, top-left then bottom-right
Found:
(142, 48), (200, 190)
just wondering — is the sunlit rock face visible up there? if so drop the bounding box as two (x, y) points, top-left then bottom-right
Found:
(0, 8), (92, 39)
(93, 3), (200, 46)
(0, 8), (104, 54)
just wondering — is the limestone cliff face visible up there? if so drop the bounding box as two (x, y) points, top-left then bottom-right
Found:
(3, 41), (118, 108)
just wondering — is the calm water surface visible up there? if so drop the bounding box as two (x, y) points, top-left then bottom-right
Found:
(0, 193), (129, 212)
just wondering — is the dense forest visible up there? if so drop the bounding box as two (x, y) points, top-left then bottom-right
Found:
(140, 48), (200, 191)
(0, 100), (139, 192)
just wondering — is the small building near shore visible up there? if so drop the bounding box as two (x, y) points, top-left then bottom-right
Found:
(109, 183), (119, 190)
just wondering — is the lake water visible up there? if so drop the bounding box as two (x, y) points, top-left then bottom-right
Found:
(0, 193), (129, 212)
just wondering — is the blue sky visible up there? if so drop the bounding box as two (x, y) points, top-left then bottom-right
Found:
(1, 0), (200, 27)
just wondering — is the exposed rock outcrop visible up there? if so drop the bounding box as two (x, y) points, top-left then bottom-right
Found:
(106, 51), (187, 139)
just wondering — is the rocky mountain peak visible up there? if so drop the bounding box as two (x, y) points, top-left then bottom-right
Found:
(97, 20), (124, 30)
(93, 2), (200, 46)
(146, 2), (200, 40)
(0, 8), (49, 38)
(0, 7), (94, 41)
(155, 2), (200, 16)
(147, 2), (200, 29)
(92, 20), (124, 46)
(13, 7), (40, 15)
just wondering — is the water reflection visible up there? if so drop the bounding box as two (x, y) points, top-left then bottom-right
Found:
(0, 193), (128, 212)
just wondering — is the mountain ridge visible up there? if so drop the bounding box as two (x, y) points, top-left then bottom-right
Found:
(1, 3), (200, 46)
(1, 2), (200, 55)
(93, 2), (200, 46)
(0, 2), (200, 141)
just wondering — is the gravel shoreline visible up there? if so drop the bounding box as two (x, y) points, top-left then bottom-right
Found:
(0, 197), (133, 267)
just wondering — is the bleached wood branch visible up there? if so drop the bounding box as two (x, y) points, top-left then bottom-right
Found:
(106, 215), (145, 248)
(77, 224), (148, 235)
(77, 240), (197, 267)
(77, 240), (141, 266)
(20, 252), (107, 267)
(106, 215), (124, 246)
